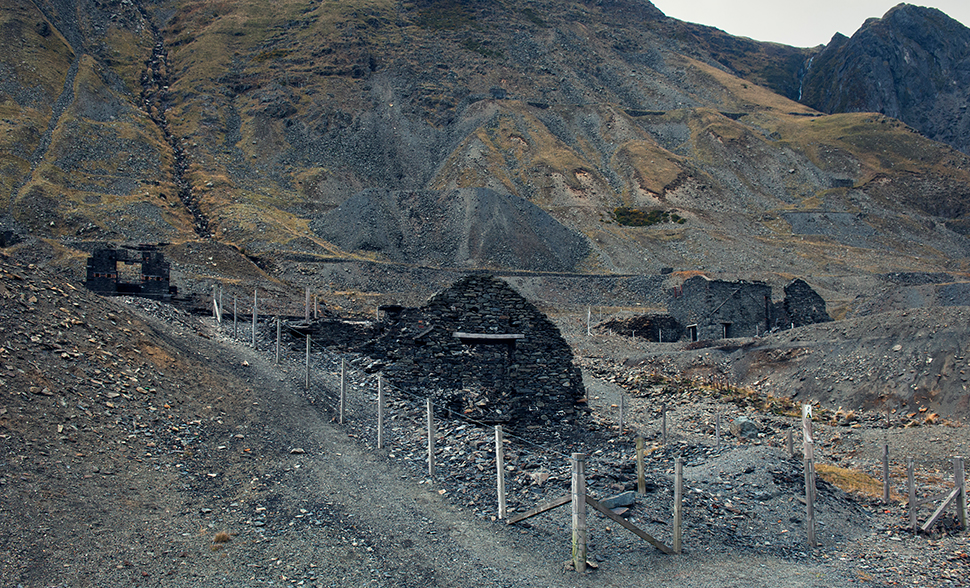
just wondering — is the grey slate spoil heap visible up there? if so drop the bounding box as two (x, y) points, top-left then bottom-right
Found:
(362, 275), (584, 433)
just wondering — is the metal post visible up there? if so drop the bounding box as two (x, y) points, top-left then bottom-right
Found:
(495, 425), (506, 519)
(571, 453), (587, 572)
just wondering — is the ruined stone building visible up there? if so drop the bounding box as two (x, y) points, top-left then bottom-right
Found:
(668, 276), (773, 341)
(84, 244), (177, 300)
(360, 275), (584, 433)
(604, 275), (832, 342)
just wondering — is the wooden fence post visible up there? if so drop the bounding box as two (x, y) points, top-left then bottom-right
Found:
(882, 444), (890, 503)
(662, 404), (667, 445)
(787, 430), (793, 457)
(495, 425), (506, 520)
(636, 437), (645, 494)
(571, 453), (587, 572)
(233, 296), (237, 338)
(304, 335), (310, 390)
(619, 395), (625, 432)
(305, 286), (310, 323)
(339, 358), (346, 424)
(674, 457), (683, 554)
(427, 399), (435, 479)
(377, 375), (384, 450)
(212, 286), (221, 322)
(956, 456), (966, 528)
(908, 457), (917, 533)
(275, 316), (281, 365)
(715, 413), (721, 447)
(803, 404), (817, 547)
(252, 288), (257, 347)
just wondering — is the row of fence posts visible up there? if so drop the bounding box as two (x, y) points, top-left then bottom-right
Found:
(212, 287), (968, 568)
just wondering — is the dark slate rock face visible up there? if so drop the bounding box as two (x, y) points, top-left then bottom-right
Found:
(310, 188), (590, 272)
(358, 275), (585, 433)
(799, 4), (970, 154)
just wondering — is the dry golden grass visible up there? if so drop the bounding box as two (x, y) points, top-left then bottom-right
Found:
(815, 463), (895, 500)
(213, 531), (231, 543)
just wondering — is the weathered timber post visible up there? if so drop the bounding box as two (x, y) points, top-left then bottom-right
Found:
(275, 316), (281, 365)
(495, 425), (506, 520)
(674, 457), (683, 554)
(618, 394), (625, 432)
(636, 437), (646, 494)
(662, 404), (668, 445)
(956, 456), (966, 528)
(305, 335), (310, 390)
(377, 375), (384, 450)
(305, 286), (310, 323)
(571, 453), (587, 572)
(882, 444), (890, 504)
(908, 458), (917, 533)
(213, 286), (221, 322)
(427, 399), (435, 479)
(252, 288), (257, 347)
(233, 296), (237, 338)
(715, 412), (721, 447)
(803, 404), (817, 547)
(339, 358), (346, 424)
(787, 429), (794, 457)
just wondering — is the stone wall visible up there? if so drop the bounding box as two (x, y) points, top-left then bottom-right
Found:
(359, 275), (584, 433)
(668, 276), (772, 340)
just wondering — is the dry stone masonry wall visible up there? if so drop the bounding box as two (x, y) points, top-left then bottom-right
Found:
(362, 275), (584, 433)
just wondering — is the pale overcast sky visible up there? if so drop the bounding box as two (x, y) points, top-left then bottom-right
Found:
(648, 1), (970, 47)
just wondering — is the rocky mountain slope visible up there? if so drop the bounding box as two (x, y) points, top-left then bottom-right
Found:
(0, 0), (969, 306)
(798, 4), (970, 156)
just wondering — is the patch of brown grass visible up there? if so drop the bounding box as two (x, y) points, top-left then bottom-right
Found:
(815, 463), (894, 500)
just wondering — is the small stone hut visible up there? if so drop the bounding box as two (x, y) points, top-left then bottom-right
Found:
(363, 275), (584, 431)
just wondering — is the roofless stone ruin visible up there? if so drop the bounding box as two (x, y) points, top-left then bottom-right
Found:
(359, 275), (584, 433)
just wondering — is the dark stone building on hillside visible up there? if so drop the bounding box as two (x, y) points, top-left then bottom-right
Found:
(84, 244), (177, 300)
(612, 275), (832, 342)
(360, 275), (584, 433)
(668, 276), (773, 341)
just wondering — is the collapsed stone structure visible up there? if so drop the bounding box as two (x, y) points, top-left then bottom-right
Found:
(84, 244), (177, 300)
(602, 276), (831, 342)
(359, 275), (584, 432)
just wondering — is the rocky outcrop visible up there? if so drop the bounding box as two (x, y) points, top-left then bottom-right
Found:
(799, 4), (970, 154)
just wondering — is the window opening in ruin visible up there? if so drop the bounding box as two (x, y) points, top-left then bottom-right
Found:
(721, 322), (732, 339)
(687, 324), (698, 342)
(116, 262), (143, 293)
